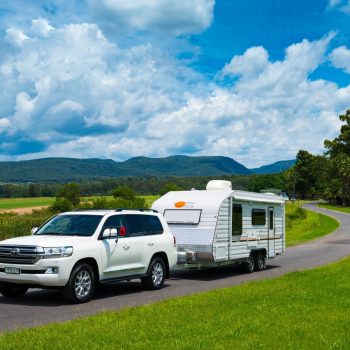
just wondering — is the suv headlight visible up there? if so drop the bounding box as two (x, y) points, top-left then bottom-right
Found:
(37, 246), (73, 259)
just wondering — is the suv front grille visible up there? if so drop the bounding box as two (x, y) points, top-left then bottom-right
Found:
(0, 245), (42, 265)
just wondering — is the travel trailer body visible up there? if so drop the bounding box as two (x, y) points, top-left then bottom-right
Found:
(152, 180), (285, 270)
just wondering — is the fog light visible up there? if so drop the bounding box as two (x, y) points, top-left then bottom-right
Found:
(45, 267), (59, 274)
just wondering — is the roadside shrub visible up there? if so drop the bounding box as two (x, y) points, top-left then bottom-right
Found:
(82, 196), (147, 210)
(50, 198), (74, 213)
(0, 209), (53, 240)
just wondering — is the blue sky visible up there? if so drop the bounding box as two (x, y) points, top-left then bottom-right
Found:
(0, 0), (349, 167)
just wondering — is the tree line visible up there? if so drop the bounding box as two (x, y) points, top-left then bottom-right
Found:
(285, 110), (350, 205)
(1, 110), (349, 205)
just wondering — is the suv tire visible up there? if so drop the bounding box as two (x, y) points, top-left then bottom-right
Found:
(0, 283), (28, 298)
(142, 257), (166, 290)
(62, 263), (95, 304)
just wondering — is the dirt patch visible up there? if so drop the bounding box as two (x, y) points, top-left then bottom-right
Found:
(0, 206), (49, 215)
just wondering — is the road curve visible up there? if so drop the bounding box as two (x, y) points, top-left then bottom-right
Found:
(1, 202), (349, 333)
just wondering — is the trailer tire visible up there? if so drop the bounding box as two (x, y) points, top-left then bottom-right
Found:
(142, 257), (165, 290)
(0, 283), (28, 298)
(254, 252), (267, 271)
(242, 254), (255, 273)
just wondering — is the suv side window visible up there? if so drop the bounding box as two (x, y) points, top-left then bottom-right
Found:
(125, 215), (145, 237)
(143, 215), (164, 235)
(102, 215), (128, 237)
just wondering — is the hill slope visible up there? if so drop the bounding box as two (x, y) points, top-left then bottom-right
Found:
(0, 156), (251, 182)
(251, 159), (296, 174)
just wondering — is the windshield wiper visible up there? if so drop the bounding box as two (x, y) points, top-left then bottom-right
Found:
(36, 232), (62, 235)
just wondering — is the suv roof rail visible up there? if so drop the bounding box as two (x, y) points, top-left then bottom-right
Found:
(114, 208), (158, 213)
(74, 208), (112, 212)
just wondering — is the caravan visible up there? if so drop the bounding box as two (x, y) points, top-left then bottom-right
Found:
(152, 180), (285, 272)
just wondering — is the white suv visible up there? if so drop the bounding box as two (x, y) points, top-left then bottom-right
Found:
(0, 209), (177, 303)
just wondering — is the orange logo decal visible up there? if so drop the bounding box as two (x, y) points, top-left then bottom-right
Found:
(175, 201), (186, 208)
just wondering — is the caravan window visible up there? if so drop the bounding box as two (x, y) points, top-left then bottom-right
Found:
(232, 204), (242, 236)
(252, 209), (266, 226)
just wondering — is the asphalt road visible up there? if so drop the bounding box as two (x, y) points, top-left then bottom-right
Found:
(1, 202), (350, 333)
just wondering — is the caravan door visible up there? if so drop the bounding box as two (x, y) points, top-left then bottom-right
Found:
(268, 207), (275, 257)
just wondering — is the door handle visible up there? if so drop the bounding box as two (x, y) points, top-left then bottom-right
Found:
(123, 245), (130, 250)
(148, 242), (154, 247)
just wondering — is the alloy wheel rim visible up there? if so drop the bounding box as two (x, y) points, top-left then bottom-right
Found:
(74, 270), (92, 298)
(151, 262), (164, 286)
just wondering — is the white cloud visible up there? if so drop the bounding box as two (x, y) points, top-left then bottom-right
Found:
(89, 0), (215, 36)
(0, 118), (10, 133)
(5, 28), (29, 46)
(0, 19), (349, 166)
(30, 18), (54, 37)
(328, 0), (342, 8)
(221, 47), (269, 78)
(327, 0), (350, 13)
(330, 46), (350, 73)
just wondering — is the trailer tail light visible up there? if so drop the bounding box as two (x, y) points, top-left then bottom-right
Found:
(173, 235), (176, 247)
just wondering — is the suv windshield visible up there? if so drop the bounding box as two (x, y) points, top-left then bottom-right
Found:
(35, 214), (103, 237)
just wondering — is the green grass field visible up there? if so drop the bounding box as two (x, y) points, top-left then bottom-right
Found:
(1, 257), (350, 349)
(319, 203), (350, 214)
(0, 197), (54, 210)
(0, 195), (157, 210)
(285, 201), (339, 246)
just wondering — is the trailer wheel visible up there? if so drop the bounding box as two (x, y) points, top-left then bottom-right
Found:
(0, 283), (28, 298)
(242, 254), (255, 273)
(254, 252), (267, 271)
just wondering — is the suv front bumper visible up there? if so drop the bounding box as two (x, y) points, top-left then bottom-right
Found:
(0, 258), (73, 287)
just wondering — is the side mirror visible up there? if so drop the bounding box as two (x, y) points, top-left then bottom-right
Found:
(31, 227), (39, 235)
(102, 228), (118, 239)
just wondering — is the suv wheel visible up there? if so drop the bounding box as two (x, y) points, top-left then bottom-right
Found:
(62, 263), (95, 304)
(142, 257), (166, 290)
(0, 283), (28, 298)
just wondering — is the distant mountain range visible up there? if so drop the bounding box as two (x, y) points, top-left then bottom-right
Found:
(0, 156), (296, 183)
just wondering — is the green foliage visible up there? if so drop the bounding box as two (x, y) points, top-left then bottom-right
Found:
(0, 209), (53, 241)
(247, 173), (284, 192)
(50, 198), (74, 213)
(82, 197), (147, 210)
(112, 185), (136, 200)
(3, 257), (350, 349)
(57, 183), (80, 206)
(159, 182), (183, 195)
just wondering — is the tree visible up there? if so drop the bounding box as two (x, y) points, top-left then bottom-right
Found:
(57, 183), (80, 207)
(282, 167), (298, 200)
(28, 184), (39, 197)
(159, 183), (183, 195)
(112, 185), (136, 200)
(324, 110), (350, 156)
(324, 110), (350, 205)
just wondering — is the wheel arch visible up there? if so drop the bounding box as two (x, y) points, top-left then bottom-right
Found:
(150, 252), (170, 279)
(73, 258), (100, 283)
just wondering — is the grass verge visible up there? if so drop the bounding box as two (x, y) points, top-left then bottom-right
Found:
(0, 197), (54, 210)
(286, 201), (339, 246)
(0, 195), (158, 210)
(1, 257), (350, 349)
(319, 203), (350, 214)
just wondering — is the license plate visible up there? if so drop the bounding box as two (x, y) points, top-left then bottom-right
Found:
(5, 267), (20, 274)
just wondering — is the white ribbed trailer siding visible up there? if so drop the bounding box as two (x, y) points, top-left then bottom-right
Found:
(151, 180), (286, 269)
(213, 200), (285, 261)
